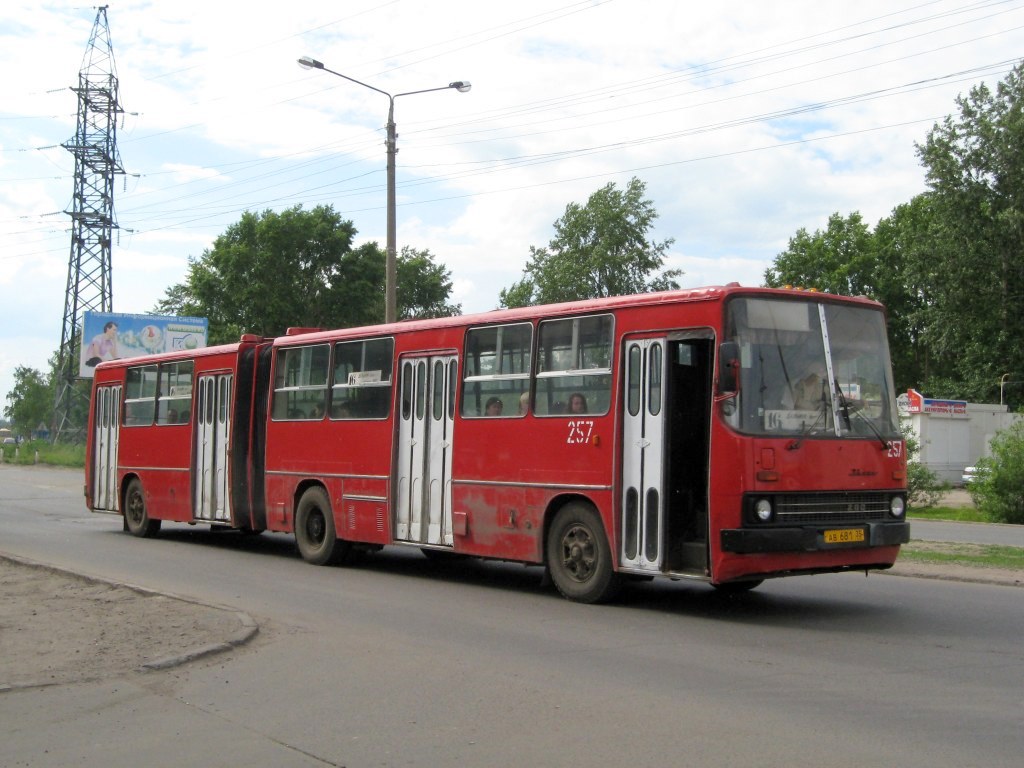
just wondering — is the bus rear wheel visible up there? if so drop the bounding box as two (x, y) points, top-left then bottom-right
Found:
(546, 503), (621, 604)
(123, 479), (161, 538)
(295, 487), (349, 565)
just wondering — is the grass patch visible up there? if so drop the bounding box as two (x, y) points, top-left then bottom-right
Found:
(900, 541), (1024, 571)
(1, 441), (85, 468)
(908, 506), (988, 523)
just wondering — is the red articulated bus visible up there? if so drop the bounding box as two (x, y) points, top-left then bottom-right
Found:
(86, 285), (909, 602)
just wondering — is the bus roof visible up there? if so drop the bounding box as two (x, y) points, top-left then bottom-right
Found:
(273, 283), (883, 346)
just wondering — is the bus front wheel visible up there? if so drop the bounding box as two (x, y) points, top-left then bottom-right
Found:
(546, 503), (621, 604)
(295, 487), (349, 565)
(124, 479), (161, 538)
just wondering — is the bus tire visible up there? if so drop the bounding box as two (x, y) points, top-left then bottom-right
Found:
(123, 478), (161, 538)
(546, 502), (621, 604)
(295, 487), (347, 565)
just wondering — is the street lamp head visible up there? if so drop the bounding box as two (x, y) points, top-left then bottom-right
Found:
(298, 56), (324, 70)
(450, 81), (472, 93)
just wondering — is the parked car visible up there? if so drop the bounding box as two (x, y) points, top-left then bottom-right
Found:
(961, 465), (985, 485)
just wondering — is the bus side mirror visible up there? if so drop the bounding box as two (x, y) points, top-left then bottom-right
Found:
(719, 342), (740, 394)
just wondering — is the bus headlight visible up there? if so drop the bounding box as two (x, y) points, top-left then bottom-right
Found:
(754, 498), (773, 522)
(890, 496), (906, 518)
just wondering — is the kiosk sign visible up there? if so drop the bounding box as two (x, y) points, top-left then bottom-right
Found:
(902, 388), (967, 415)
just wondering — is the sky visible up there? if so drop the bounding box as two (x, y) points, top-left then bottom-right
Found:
(1, 0), (1022, 406)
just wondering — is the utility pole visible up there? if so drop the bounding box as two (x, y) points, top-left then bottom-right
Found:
(53, 6), (124, 442)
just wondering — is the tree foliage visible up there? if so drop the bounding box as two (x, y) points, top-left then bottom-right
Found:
(764, 61), (1024, 405)
(3, 366), (52, 438)
(913, 64), (1024, 401)
(764, 211), (876, 296)
(156, 205), (459, 344)
(500, 177), (680, 308)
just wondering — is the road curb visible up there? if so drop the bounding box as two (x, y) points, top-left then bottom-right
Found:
(140, 611), (259, 670)
(0, 553), (260, 688)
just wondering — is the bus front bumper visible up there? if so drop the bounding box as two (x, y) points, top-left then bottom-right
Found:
(720, 521), (910, 554)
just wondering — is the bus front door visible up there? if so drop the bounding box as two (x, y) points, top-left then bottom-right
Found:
(621, 338), (667, 572)
(194, 373), (233, 523)
(396, 355), (457, 546)
(92, 384), (121, 512)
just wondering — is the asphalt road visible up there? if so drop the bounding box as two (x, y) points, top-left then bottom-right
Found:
(2, 465), (1023, 768)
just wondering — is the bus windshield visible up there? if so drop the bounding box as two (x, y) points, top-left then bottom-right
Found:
(724, 297), (900, 439)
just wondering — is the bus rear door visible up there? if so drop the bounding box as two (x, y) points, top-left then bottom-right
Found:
(92, 384), (121, 512)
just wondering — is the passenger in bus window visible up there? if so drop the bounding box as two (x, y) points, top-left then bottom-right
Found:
(310, 403), (323, 419)
(568, 392), (588, 414)
(518, 391), (530, 416)
(485, 397), (503, 416)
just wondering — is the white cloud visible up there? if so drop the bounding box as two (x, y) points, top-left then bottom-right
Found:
(0, 0), (1020, 400)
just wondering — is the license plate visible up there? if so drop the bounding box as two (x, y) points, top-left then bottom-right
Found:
(824, 528), (865, 544)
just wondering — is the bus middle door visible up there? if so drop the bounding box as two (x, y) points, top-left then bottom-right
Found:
(396, 355), (457, 546)
(194, 373), (233, 523)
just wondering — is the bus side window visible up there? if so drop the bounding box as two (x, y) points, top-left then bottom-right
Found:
(536, 314), (613, 417)
(272, 344), (330, 421)
(331, 337), (394, 420)
(461, 323), (532, 418)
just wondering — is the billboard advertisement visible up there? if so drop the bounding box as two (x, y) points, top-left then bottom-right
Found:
(79, 311), (208, 378)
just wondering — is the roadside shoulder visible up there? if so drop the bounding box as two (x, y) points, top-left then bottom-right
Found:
(0, 554), (258, 691)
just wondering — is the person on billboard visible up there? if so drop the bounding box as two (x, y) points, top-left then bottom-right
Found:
(84, 322), (120, 367)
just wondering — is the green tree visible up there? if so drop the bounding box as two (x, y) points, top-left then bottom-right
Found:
(396, 246), (461, 320)
(3, 366), (52, 439)
(969, 421), (1024, 524)
(914, 61), (1024, 403)
(156, 205), (459, 343)
(871, 196), (936, 392)
(763, 211), (876, 296)
(499, 177), (680, 308)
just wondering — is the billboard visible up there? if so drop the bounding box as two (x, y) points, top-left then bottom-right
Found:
(79, 311), (208, 378)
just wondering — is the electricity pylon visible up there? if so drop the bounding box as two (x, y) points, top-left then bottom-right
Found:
(53, 6), (125, 442)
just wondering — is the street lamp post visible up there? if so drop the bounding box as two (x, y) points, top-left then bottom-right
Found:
(298, 56), (470, 324)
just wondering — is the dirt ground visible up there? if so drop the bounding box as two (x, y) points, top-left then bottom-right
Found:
(0, 556), (252, 690)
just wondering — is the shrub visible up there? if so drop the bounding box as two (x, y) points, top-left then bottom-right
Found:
(969, 421), (1024, 524)
(902, 422), (948, 509)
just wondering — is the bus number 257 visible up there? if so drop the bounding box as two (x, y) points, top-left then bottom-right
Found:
(567, 420), (594, 444)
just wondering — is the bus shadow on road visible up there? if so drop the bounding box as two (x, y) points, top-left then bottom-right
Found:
(104, 525), (891, 627)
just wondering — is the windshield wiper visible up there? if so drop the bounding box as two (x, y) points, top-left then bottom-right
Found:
(834, 383), (890, 450)
(849, 407), (891, 450)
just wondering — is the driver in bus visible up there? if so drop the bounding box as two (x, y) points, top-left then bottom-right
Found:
(793, 362), (827, 410)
